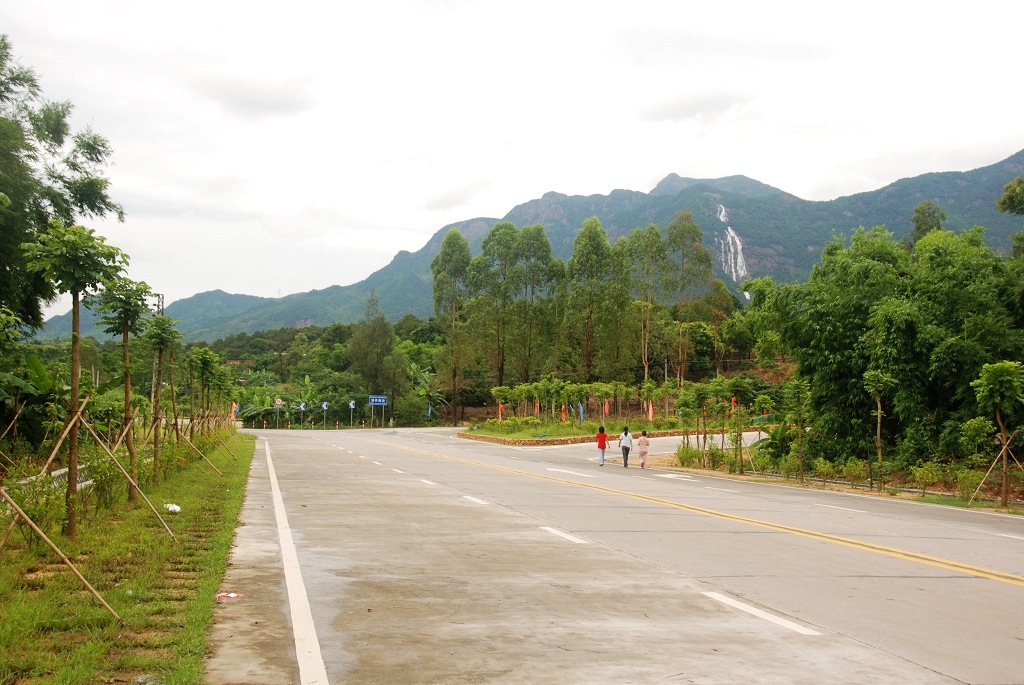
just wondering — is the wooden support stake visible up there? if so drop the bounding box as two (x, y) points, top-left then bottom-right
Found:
(81, 420), (177, 542)
(38, 396), (91, 477)
(0, 487), (124, 624)
(180, 433), (224, 476)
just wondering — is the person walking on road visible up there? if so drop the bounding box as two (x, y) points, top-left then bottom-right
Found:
(618, 427), (632, 467)
(596, 425), (608, 466)
(638, 430), (649, 469)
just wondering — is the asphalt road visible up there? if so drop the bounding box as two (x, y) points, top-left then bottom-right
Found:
(205, 427), (1024, 685)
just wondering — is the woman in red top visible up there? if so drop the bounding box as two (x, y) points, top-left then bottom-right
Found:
(596, 425), (608, 466)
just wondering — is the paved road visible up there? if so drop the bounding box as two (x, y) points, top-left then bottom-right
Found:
(206, 428), (1024, 684)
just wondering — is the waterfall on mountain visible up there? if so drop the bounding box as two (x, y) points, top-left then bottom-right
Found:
(713, 204), (749, 289)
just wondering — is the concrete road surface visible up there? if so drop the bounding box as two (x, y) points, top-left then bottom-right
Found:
(205, 428), (1024, 684)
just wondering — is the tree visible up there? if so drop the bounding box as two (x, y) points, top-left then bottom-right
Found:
(626, 224), (670, 381)
(666, 210), (712, 384)
(90, 276), (152, 502)
(467, 221), (519, 387)
(144, 315), (181, 480)
(0, 35), (125, 328)
(863, 369), (897, 488)
(431, 230), (471, 424)
(783, 378), (811, 482)
(910, 200), (945, 243)
(971, 361), (1024, 507)
(21, 221), (127, 537)
(996, 177), (1024, 216)
(348, 290), (395, 392)
(565, 217), (614, 381)
(509, 224), (561, 383)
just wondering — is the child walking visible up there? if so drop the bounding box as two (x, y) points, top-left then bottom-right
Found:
(638, 430), (650, 469)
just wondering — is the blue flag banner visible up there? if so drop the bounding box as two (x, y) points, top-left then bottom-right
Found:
(578, 401), (584, 422)
(428, 405), (433, 418)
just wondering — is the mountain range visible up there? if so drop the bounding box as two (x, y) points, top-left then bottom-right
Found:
(36, 148), (1024, 343)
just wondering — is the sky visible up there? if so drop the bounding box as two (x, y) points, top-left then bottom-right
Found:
(4, 1), (1023, 319)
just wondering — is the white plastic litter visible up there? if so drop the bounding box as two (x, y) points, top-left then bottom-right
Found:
(163, 503), (181, 514)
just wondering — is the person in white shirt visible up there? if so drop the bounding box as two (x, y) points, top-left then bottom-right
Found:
(618, 427), (632, 467)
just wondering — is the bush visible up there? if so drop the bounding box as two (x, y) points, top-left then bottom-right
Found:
(652, 417), (679, 430)
(910, 461), (941, 496)
(5, 474), (65, 549)
(956, 469), (986, 503)
(676, 445), (700, 468)
(842, 458), (868, 485)
(778, 454), (799, 479)
(706, 447), (727, 471)
(813, 457), (836, 485)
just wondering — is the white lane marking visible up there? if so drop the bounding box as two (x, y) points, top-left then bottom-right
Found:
(463, 496), (489, 505)
(815, 504), (868, 514)
(541, 527), (588, 544)
(657, 474), (696, 480)
(706, 486), (739, 493)
(358, 455), (366, 459)
(703, 592), (821, 636)
(372, 461), (382, 465)
(420, 479), (437, 485)
(998, 533), (1024, 541)
(392, 468), (405, 474)
(546, 468), (597, 478)
(264, 441), (330, 684)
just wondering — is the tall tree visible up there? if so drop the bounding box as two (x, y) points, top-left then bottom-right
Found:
(0, 35), (124, 328)
(22, 221), (126, 538)
(996, 177), (1024, 216)
(626, 224), (670, 381)
(90, 276), (152, 502)
(467, 221), (519, 387)
(431, 230), (471, 425)
(666, 210), (712, 383)
(910, 200), (945, 243)
(509, 224), (562, 383)
(348, 290), (395, 392)
(565, 217), (613, 381)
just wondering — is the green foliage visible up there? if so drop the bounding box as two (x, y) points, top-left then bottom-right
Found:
(813, 456), (836, 485)
(4, 474), (65, 548)
(910, 461), (942, 496)
(842, 458), (869, 485)
(997, 177), (1024, 216)
(955, 468), (986, 502)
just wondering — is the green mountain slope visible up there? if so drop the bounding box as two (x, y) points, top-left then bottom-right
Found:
(35, 149), (1024, 343)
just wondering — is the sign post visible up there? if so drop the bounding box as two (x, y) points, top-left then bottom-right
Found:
(275, 397), (283, 429)
(348, 399), (355, 427)
(322, 401), (328, 429)
(368, 395), (388, 428)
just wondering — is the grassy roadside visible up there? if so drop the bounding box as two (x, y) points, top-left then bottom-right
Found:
(0, 432), (255, 684)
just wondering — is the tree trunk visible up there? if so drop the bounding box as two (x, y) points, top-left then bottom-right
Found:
(65, 291), (81, 538)
(875, 392), (884, 492)
(152, 351), (163, 481)
(123, 325), (139, 502)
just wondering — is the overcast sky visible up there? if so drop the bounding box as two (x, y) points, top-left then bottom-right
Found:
(5, 1), (1022, 318)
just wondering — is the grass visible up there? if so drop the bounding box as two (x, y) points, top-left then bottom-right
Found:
(0, 431), (255, 684)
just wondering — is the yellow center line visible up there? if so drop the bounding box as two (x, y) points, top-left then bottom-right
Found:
(367, 437), (1024, 588)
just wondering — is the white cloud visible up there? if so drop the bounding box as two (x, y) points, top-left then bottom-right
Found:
(4, 0), (1021, 321)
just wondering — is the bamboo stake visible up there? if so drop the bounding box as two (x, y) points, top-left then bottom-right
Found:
(81, 419), (177, 541)
(38, 396), (91, 477)
(212, 429), (239, 461)
(179, 433), (224, 476)
(0, 402), (25, 442)
(968, 433), (1016, 506)
(0, 487), (124, 624)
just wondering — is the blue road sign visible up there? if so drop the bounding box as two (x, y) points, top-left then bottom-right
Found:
(369, 395), (388, 406)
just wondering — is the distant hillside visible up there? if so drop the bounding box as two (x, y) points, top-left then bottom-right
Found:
(35, 148), (1024, 343)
